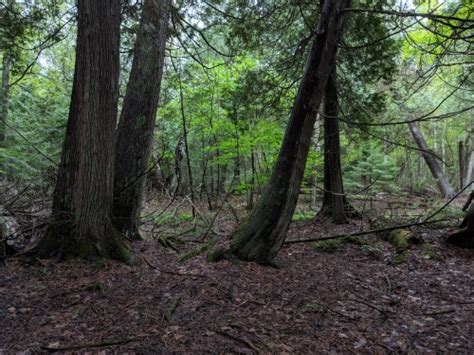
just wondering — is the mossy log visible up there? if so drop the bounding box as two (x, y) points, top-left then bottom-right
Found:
(382, 229), (423, 252)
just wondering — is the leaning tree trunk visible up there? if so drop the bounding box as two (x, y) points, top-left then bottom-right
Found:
(319, 67), (356, 223)
(38, 0), (130, 262)
(228, 0), (351, 264)
(113, 0), (171, 239)
(408, 122), (455, 198)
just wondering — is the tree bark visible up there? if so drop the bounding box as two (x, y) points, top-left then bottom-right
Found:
(466, 150), (474, 186)
(113, 0), (171, 239)
(459, 141), (465, 189)
(319, 67), (356, 223)
(38, 0), (130, 262)
(228, 0), (350, 264)
(408, 122), (455, 198)
(0, 54), (10, 145)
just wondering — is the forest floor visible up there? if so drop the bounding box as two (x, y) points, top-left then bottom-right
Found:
(1, 193), (473, 353)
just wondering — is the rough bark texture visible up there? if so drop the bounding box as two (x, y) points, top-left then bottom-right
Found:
(0, 54), (9, 145)
(113, 0), (171, 239)
(466, 134), (473, 182)
(319, 68), (355, 223)
(38, 0), (130, 261)
(458, 141), (465, 189)
(408, 122), (455, 198)
(229, 0), (350, 264)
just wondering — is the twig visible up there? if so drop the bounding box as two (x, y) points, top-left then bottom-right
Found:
(201, 176), (236, 241)
(347, 290), (393, 317)
(41, 333), (156, 352)
(422, 309), (455, 316)
(215, 330), (259, 352)
(142, 256), (208, 278)
(423, 181), (473, 222)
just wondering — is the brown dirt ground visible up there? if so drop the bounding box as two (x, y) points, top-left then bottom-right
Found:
(1, 211), (473, 354)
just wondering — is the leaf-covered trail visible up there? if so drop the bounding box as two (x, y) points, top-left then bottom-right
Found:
(1, 223), (473, 353)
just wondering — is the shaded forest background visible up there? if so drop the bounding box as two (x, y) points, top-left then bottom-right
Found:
(1, 0), (472, 204)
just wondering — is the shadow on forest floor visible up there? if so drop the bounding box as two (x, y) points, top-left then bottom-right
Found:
(1, 194), (473, 353)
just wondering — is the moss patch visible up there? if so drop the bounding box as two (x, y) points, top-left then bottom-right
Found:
(292, 211), (316, 222)
(383, 229), (423, 252)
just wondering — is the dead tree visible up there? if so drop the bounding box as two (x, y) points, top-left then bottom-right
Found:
(408, 122), (455, 198)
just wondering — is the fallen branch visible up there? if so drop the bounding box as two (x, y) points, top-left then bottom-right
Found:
(422, 309), (455, 316)
(41, 333), (156, 352)
(423, 181), (473, 222)
(215, 330), (259, 352)
(286, 184), (473, 245)
(284, 217), (454, 245)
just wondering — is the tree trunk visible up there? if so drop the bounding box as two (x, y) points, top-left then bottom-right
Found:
(171, 136), (185, 195)
(408, 122), (455, 198)
(113, 0), (171, 239)
(466, 150), (474, 186)
(0, 54), (10, 145)
(38, 0), (130, 262)
(148, 140), (165, 191)
(459, 141), (465, 189)
(228, 0), (350, 264)
(319, 67), (355, 223)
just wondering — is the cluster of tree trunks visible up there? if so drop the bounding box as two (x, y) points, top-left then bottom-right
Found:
(227, 0), (351, 264)
(33, 0), (469, 263)
(37, 0), (171, 260)
(38, 0), (129, 261)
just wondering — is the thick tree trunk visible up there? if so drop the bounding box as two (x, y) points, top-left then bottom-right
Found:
(113, 0), (171, 239)
(228, 0), (350, 264)
(319, 68), (356, 223)
(38, 0), (130, 261)
(408, 122), (455, 198)
(0, 54), (10, 145)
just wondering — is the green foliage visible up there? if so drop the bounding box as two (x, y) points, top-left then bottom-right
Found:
(344, 140), (399, 194)
(292, 211), (316, 222)
(1, 0), (471, 205)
